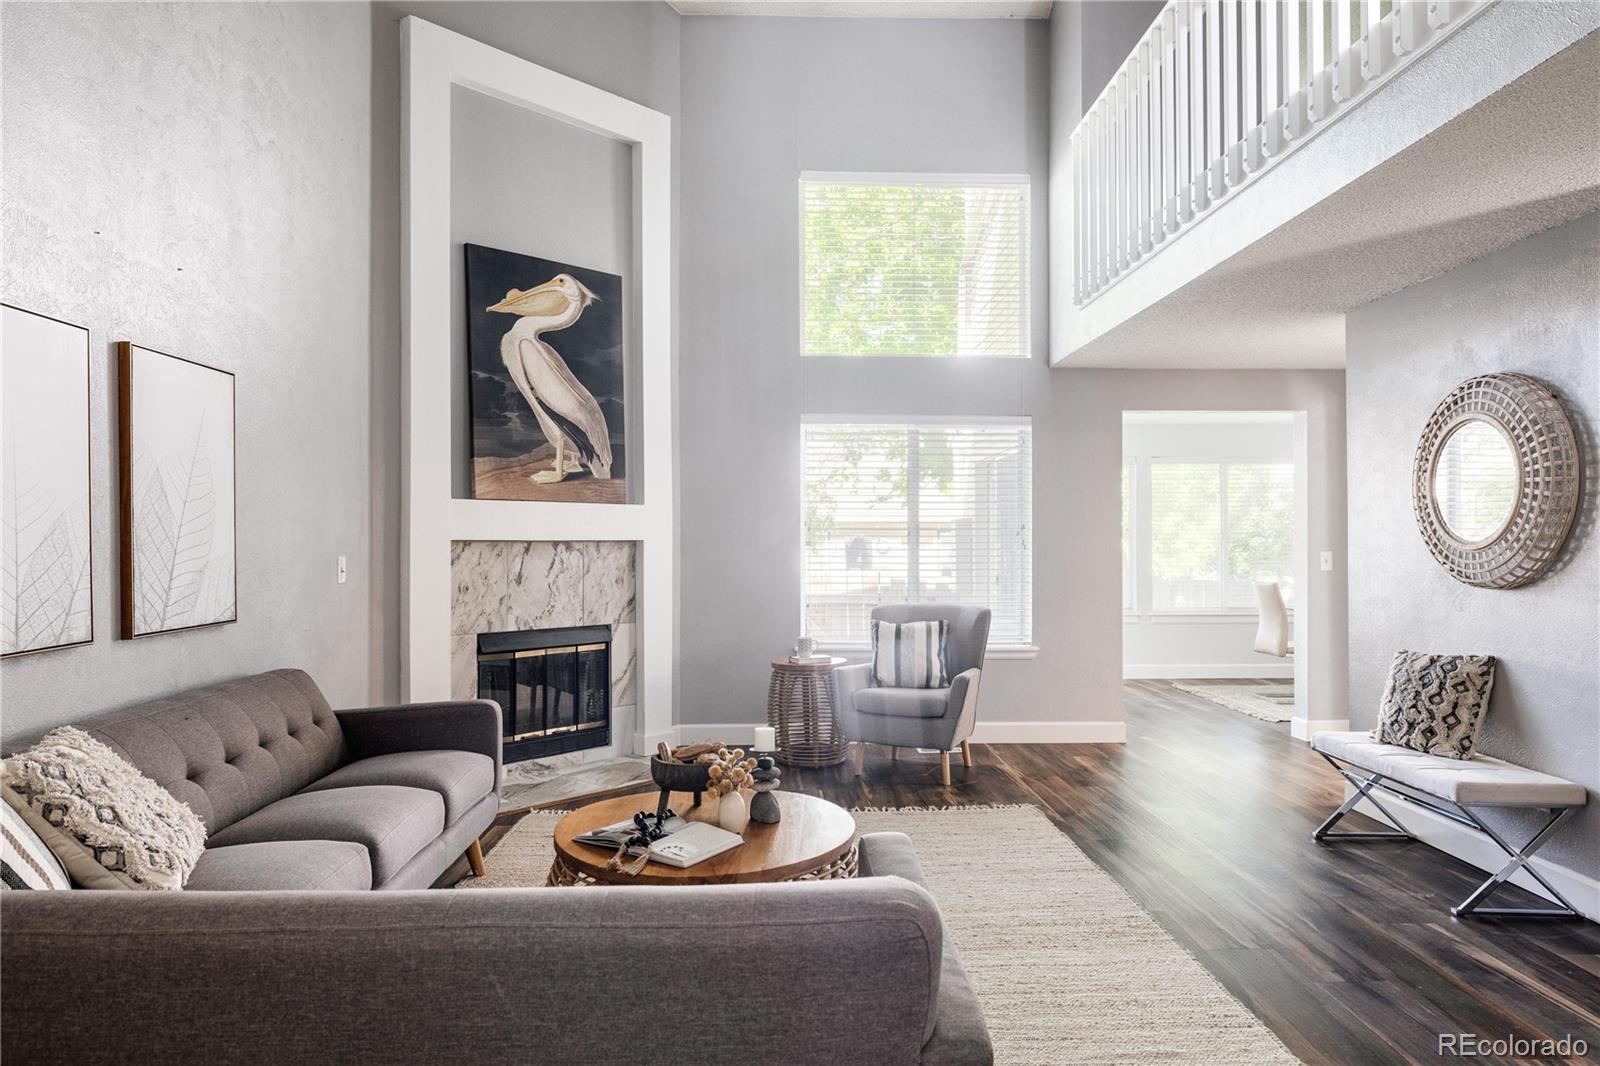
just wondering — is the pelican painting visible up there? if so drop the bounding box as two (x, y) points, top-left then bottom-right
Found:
(465, 245), (626, 503)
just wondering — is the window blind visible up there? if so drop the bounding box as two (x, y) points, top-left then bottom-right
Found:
(802, 421), (1032, 645)
(801, 176), (1030, 358)
(1147, 460), (1293, 612)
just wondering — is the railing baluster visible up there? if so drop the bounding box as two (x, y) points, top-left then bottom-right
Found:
(1361, 0), (1389, 80)
(1160, 7), (1175, 236)
(1192, 0), (1209, 211)
(1307, 0), (1329, 121)
(1242, 0), (1260, 171)
(1222, 0), (1240, 185)
(1261, 0), (1281, 156)
(1283, 0), (1303, 140)
(1333, 0), (1355, 103)
(1206, 0), (1223, 197)
(1175, 1), (1192, 222)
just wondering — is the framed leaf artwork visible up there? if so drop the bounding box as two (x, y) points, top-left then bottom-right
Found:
(2, 304), (95, 657)
(117, 343), (236, 638)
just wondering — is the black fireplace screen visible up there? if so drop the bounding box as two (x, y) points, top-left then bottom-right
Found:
(477, 625), (611, 762)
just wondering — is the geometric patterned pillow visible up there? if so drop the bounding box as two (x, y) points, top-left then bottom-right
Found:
(1371, 650), (1497, 760)
(2, 726), (207, 890)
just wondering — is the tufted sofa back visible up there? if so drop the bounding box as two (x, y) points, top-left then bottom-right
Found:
(69, 670), (345, 834)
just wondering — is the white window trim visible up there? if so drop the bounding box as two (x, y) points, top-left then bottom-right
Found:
(798, 172), (1033, 361)
(801, 415), (1034, 648)
(1144, 455), (1295, 616)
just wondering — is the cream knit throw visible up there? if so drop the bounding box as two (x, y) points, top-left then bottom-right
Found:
(3, 726), (206, 890)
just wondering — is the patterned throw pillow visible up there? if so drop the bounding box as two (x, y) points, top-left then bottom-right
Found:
(1372, 650), (1497, 760)
(871, 619), (950, 689)
(1, 799), (69, 890)
(3, 726), (207, 890)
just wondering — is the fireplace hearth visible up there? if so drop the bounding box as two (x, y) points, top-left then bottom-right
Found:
(477, 625), (611, 763)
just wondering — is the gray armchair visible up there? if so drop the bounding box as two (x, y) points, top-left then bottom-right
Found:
(835, 605), (992, 786)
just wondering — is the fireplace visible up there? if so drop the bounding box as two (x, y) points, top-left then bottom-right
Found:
(476, 625), (611, 763)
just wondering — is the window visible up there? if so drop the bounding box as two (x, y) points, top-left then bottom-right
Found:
(802, 421), (1032, 646)
(801, 175), (1030, 358)
(1146, 460), (1293, 612)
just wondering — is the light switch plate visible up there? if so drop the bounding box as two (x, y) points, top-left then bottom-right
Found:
(1320, 551), (1334, 572)
(337, 555), (348, 584)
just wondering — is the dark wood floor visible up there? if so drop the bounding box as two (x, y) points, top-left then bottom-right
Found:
(462, 680), (1600, 1066)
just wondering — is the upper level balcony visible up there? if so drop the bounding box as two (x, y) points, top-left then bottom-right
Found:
(1050, 0), (1600, 367)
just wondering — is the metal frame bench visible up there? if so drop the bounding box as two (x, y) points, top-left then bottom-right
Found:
(1310, 732), (1587, 919)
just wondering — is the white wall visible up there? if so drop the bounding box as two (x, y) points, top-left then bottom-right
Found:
(1346, 211), (1599, 890)
(1122, 417), (1297, 679)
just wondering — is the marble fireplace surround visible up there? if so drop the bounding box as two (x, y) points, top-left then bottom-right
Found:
(450, 540), (637, 764)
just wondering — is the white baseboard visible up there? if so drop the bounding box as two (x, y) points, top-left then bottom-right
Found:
(1349, 790), (1600, 922)
(633, 729), (676, 757)
(1291, 718), (1349, 741)
(677, 721), (1126, 746)
(1124, 663), (1294, 679)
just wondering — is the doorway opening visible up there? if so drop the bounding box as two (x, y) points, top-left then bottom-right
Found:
(1120, 411), (1309, 732)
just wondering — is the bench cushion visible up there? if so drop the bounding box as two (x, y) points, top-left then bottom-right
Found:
(1312, 732), (1586, 808)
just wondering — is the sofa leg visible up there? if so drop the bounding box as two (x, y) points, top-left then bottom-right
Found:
(853, 741), (864, 777)
(960, 739), (973, 769)
(466, 838), (487, 878)
(940, 751), (951, 787)
(891, 746), (899, 761)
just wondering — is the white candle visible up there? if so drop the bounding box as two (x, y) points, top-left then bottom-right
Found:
(754, 726), (777, 752)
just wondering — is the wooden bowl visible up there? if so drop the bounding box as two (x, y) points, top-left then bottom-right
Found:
(650, 756), (712, 818)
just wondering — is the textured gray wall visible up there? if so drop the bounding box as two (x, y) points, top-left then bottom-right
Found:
(1345, 212), (1600, 881)
(1, 2), (377, 736)
(676, 15), (1348, 728)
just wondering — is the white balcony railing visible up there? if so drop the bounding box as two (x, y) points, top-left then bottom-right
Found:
(1069, 0), (1491, 306)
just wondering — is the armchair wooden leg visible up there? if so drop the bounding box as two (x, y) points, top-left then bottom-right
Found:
(891, 746), (899, 761)
(466, 838), (487, 878)
(940, 751), (951, 787)
(852, 741), (865, 777)
(960, 739), (973, 769)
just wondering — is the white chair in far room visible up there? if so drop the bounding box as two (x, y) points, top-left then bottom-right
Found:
(1253, 581), (1294, 659)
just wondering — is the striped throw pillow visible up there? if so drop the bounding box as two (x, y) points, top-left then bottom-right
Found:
(871, 619), (950, 689)
(1, 795), (69, 890)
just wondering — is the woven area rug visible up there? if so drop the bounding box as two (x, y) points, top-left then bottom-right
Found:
(462, 804), (1300, 1065)
(1171, 681), (1296, 723)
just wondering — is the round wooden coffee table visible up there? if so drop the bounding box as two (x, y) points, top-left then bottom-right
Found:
(547, 790), (858, 886)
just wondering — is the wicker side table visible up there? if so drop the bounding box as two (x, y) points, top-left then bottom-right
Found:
(767, 657), (849, 767)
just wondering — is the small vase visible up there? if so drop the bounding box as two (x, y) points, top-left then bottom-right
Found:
(718, 790), (749, 835)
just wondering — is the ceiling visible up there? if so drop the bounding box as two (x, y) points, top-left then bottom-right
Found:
(668, 1), (1052, 17)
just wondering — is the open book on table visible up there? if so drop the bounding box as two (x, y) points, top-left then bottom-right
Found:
(574, 815), (744, 869)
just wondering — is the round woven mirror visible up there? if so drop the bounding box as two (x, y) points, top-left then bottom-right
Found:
(1413, 373), (1582, 589)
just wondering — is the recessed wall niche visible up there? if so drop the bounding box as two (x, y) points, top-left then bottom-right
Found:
(449, 84), (641, 504)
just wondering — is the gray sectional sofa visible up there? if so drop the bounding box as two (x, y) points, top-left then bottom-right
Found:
(1, 669), (993, 1065)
